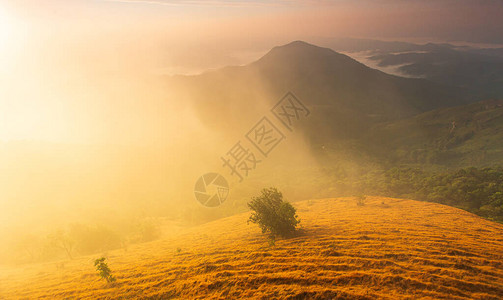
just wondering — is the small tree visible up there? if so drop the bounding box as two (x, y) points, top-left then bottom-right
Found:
(94, 257), (116, 283)
(248, 188), (300, 240)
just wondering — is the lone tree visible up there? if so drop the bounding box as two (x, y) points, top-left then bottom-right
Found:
(94, 257), (116, 283)
(248, 188), (300, 240)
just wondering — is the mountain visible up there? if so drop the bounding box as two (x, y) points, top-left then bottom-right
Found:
(369, 44), (503, 100)
(323, 38), (503, 100)
(3, 197), (503, 299)
(166, 41), (503, 169)
(168, 41), (470, 141)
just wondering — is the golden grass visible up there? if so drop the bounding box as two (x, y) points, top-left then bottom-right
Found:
(1, 197), (503, 299)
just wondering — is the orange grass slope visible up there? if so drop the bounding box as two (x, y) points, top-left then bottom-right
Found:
(1, 197), (503, 299)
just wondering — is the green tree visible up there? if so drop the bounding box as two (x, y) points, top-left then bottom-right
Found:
(94, 257), (116, 283)
(248, 188), (300, 240)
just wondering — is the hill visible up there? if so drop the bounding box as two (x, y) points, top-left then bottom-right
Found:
(2, 197), (503, 299)
(363, 99), (503, 167)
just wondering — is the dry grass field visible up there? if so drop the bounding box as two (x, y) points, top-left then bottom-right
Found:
(1, 197), (503, 299)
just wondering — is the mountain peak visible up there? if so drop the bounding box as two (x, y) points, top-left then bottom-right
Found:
(276, 40), (325, 50)
(253, 40), (350, 67)
(265, 40), (335, 57)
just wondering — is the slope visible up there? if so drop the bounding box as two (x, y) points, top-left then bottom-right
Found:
(365, 99), (503, 167)
(2, 197), (503, 299)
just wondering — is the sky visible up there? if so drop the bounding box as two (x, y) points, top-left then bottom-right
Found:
(1, 0), (503, 142)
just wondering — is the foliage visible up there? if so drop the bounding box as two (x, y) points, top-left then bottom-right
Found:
(94, 257), (116, 283)
(248, 188), (300, 239)
(358, 167), (503, 222)
(362, 99), (503, 168)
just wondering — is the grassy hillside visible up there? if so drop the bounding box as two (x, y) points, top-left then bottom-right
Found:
(365, 99), (503, 167)
(2, 197), (503, 299)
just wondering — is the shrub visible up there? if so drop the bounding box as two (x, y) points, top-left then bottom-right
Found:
(247, 188), (300, 239)
(94, 257), (116, 283)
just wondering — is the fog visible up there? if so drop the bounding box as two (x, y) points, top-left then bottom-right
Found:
(0, 6), (328, 266)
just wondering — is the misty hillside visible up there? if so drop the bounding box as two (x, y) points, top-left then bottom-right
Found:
(169, 41), (470, 141)
(2, 197), (502, 299)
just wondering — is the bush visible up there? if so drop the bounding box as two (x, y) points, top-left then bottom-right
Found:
(247, 188), (300, 239)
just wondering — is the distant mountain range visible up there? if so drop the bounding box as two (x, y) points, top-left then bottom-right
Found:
(322, 38), (503, 100)
(167, 40), (503, 169)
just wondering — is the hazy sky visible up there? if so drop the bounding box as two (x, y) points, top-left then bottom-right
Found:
(3, 0), (503, 73)
(2, 1), (502, 75)
(1, 0), (503, 142)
